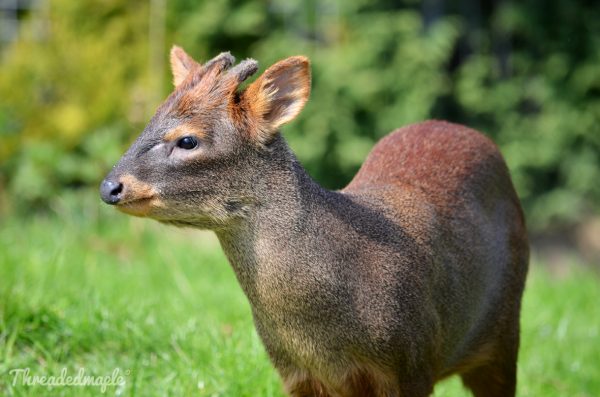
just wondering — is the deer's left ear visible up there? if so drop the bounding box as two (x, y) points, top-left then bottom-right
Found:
(243, 56), (311, 144)
(170, 46), (200, 87)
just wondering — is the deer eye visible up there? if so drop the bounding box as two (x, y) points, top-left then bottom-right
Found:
(176, 136), (198, 150)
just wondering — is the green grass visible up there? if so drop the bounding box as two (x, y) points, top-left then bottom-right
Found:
(1, 191), (599, 396)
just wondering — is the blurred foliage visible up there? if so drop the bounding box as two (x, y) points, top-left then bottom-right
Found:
(0, 0), (599, 231)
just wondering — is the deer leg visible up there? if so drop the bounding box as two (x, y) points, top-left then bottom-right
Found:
(460, 335), (518, 397)
(462, 304), (521, 397)
(460, 359), (516, 397)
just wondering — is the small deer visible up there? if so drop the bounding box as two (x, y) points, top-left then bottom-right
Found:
(100, 47), (529, 397)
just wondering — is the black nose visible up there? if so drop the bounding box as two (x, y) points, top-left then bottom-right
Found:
(100, 179), (123, 204)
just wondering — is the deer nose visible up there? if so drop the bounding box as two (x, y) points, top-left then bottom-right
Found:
(100, 179), (123, 204)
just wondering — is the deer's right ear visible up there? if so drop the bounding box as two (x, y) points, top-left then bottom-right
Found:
(170, 46), (199, 87)
(243, 56), (311, 144)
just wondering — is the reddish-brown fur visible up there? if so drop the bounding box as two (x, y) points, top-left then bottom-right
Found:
(347, 121), (522, 217)
(163, 124), (206, 142)
(101, 48), (529, 397)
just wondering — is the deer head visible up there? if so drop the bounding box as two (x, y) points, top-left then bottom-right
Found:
(100, 47), (311, 228)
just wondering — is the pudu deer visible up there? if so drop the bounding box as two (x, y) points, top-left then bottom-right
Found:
(100, 47), (529, 397)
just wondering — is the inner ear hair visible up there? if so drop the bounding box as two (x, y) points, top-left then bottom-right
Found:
(170, 46), (200, 87)
(242, 56), (311, 144)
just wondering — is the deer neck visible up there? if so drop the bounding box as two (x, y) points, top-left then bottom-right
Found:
(215, 136), (337, 303)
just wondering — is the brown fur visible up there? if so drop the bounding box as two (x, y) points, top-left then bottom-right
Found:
(115, 174), (163, 216)
(101, 47), (529, 397)
(163, 124), (206, 142)
(284, 365), (402, 397)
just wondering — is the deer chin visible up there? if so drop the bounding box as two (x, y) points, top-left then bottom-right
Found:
(116, 196), (163, 217)
(155, 211), (231, 230)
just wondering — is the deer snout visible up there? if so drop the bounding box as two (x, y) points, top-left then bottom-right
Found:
(100, 179), (124, 204)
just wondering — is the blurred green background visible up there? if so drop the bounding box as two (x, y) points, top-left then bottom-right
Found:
(0, 0), (599, 396)
(2, 0), (600, 234)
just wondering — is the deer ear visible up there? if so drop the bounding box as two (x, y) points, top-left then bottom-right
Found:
(243, 56), (311, 143)
(170, 46), (199, 87)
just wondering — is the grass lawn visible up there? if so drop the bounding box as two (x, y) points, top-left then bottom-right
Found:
(1, 191), (599, 396)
